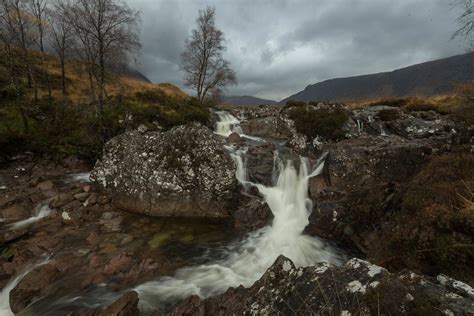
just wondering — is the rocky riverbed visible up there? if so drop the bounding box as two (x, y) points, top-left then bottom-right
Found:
(1, 102), (473, 315)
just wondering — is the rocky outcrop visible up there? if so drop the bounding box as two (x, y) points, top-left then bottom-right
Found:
(91, 123), (239, 219)
(171, 256), (474, 315)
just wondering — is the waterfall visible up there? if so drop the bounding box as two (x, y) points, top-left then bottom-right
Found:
(214, 111), (261, 141)
(0, 259), (50, 316)
(215, 111), (243, 137)
(135, 112), (342, 312)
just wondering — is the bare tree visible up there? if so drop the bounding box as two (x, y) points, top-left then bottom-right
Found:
(47, 0), (74, 96)
(65, 0), (141, 113)
(0, 0), (35, 132)
(453, 0), (474, 48)
(181, 6), (236, 102)
(28, 0), (51, 96)
(1, 0), (38, 100)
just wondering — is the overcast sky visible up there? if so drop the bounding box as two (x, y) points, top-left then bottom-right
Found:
(127, 0), (468, 101)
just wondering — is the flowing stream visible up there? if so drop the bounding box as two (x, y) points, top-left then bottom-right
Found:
(135, 111), (344, 312)
(0, 259), (50, 316)
(7, 204), (53, 230)
(6, 111), (344, 314)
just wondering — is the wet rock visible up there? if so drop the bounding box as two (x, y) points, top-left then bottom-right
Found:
(69, 291), (140, 316)
(100, 291), (140, 316)
(36, 180), (54, 191)
(91, 123), (238, 219)
(170, 295), (206, 316)
(0, 203), (28, 222)
(74, 192), (90, 202)
(50, 193), (74, 208)
(97, 195), (111, 205)
(226, 132), (243, 144)
(10, 263), (60, 313)
(86, 193), (98, 205)
(246, 143), (275, 186)
(306, 135), (433, 247)
(173, 256), (474, 315)
(103, 252), (133, 275)
(234, 199), (272, 231)
(99, 212), (123, 232)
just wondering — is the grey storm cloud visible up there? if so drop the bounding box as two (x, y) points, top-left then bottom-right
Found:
(127, 0), (468, 101)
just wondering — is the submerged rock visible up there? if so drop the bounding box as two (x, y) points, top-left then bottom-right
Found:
(171, 256), (474, 315)
(91, 123), (238, 219)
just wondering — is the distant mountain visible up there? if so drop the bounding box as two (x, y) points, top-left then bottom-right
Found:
(121, 67), (152, 83)
(282, 52), (474, 103)
(222, 95), (277, 106)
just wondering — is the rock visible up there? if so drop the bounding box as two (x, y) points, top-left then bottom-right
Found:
(99, 212), (123, 232)
(66, 291), (140, 316)
(0, 204), (28, 222)
(74, 192), (90, 202)
(172, 256), (474, 315)
(83, 185), (92, 192)
(240, 113), (307, 151)
(170, 295), (206, 316)
(86, 193), (98, 205)
(99, 291), (140, 316)
(61, 211), (74, 225)
(306, 135), (432, 246)
(10, 263), (60, 313)
(246, 143), (275, 186)
(91, 123), (238, 219)
(36, 180), (54, 191)
(97, 195), (111, 205)
(50, 193), (74, 208)
(226, 132), (243, 144)
(233, 199), (272, 231)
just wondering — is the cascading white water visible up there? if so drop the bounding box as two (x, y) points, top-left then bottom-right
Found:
(8, 204), (53, 230)
(215, 112), (243, 137)
(214, 111), (261, 141)
(135, 112), (343, 312)
(0, 259), (50, 316)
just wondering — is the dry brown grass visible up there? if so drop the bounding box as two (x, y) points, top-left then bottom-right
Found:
(28, 50), (187, 102)
(346, 94), (460, 114)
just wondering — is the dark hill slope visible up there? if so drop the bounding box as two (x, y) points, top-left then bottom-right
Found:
(282, 52), (474, 103)
(222, 95), (277, 106)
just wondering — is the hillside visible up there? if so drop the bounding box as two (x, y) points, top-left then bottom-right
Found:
(0, 49), (186, 102)
(282, 52), (474, 103)
(222, 95), (277, 106)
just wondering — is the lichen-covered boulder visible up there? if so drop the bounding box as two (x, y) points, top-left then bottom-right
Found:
(171, 256), (474, 315)
(91, 123), (238, 219)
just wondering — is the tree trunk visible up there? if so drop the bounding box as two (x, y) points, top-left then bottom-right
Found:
(60, 56), (67, 96)
(98, 53), (105, 114)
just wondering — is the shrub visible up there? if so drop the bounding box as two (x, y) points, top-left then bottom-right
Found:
(288, 105), (348, 140)
(282, 100), (306, 110)
(404, 98), (438, 112)
(392, 154), (474, 280)
(377, 108), (400, 121)
(0, 92), (211, 161)
(367, 98), (409, 108)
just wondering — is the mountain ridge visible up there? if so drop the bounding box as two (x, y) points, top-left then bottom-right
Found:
(281, 52), (474, 103)
(222, 95), (277, 106)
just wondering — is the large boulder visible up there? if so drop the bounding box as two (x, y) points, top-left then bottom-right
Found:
(171, 256), (474, 315)
(91, 123), (238, 219)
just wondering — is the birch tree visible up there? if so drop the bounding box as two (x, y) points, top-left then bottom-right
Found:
(181, 6), (236, 102)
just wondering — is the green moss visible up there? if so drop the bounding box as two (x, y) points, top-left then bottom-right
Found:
(148, 232), (171, 248)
